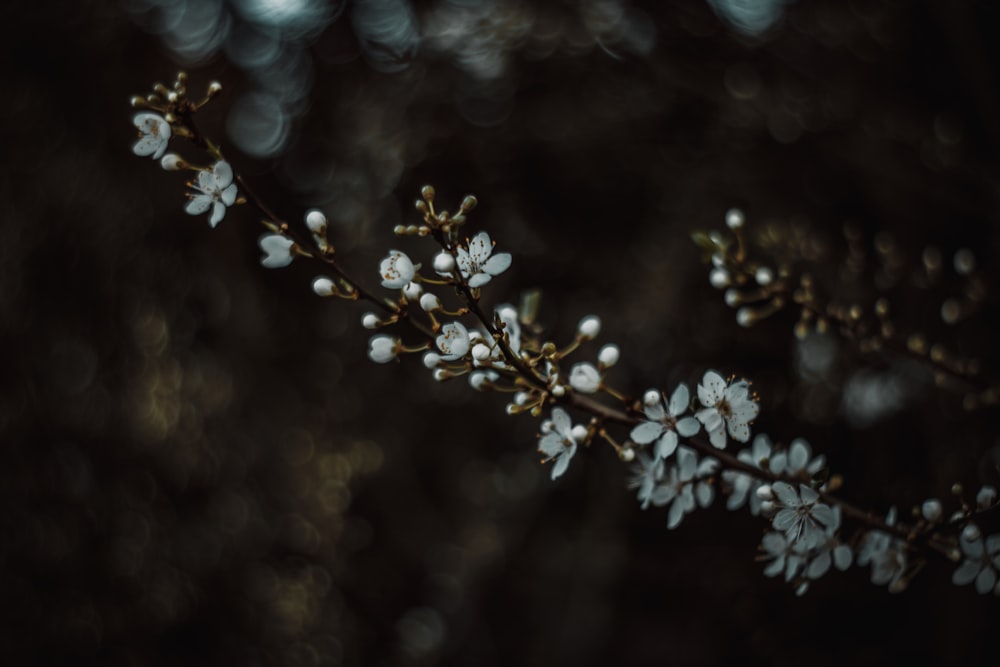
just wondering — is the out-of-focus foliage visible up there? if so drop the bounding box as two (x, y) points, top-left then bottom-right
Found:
(3, 0), (1000, 665)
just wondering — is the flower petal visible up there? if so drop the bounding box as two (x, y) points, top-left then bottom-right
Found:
(952, 559), (981, 586)
(668, 383), (690, 417)
(467, 231), (492, 263)
(698, 371), (726, 406)
(184, 194), (212, 216)
(482, 252), (511, 277)
(675, 416), (700, 437)
(975, 566), (997, 594)
(655, 431), (678, 460)
(630, 421), (665, 445)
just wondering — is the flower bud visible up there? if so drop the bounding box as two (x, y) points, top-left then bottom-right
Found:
(361, 312), (379, 330)
(305, 209), (327, 234)
(402, 282), (423, 301)
(577, 315), (601, 339)
(709, 267), (730, 289)
(422, 351), (441, 369)
(433, 252), (456, 275)
(725, 208), (745, 229)
(756, 485), (774, 500)
(598, 344), (620, 367)
(620, 448), (635, 462)
(976, 485), (997, 509)
(312, 276), (335, 297)
(160, 153), (185, 171)
(643, 390), (660, 407)
(472, 343), (492, 362)
(921, 498), (943, 521)
(367, 335), (398, 363)
(961, 523), (981, 543)
(570, 425), (588, 443)
(755, 267), (774, 286)
(420, 293), (441, 312)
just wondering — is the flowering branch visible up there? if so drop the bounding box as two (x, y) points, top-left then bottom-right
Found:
(129, 72), (1000, 598)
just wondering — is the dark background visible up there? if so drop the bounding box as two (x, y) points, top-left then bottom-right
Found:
(2, 1), (1000, 665)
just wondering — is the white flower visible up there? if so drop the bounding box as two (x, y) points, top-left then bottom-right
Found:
(768, 438), (826, 480)
(380, 250), (416, 289)
(800, 506), (853, 581)
(760, 532), (806, 582)
(368, 335), (398, 363)
(537, 407), (579, 480)
(977, 485), (998, 510)
(436, 321), (470, 360)
(628, 452), (664, 510)
(952, 533), (1000, 595)
(132, 112), (171, 160)
(653, 447), (717, 529)
(695, 370), (759, 448)
(456, 231), (511, 287)
(630, 383), (700, 461)
(722, 433), (774, 514)
(185, 161), (238, 228)
(770, 482), (837, 550)
(258, 234), (295, 268)
(568, 362), (601, 394)
(856, 508), (908, 590)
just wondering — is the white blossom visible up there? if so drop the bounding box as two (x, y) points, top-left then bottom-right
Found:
(770, 482), (837, 550)
(380, 250), (416, 289)
(537, 407), (580, 480)
(652, 447), (718, 529)
(456, 231), (511, 287)
(568, 362), (601, 394)
(722, 433), (774, 514)
(695, 370), (759, 448)
(436, 321), (470, 361)
(977, 485), (997, 510)
(627, 451), (663, 510)
(368, 335), (398, 363)
(952, 533), (1000, 595)
(258, 234), (295, 268)
(630, 383), (700, 461)
(856, 508), (908, 591)
(184, 161), (238, 228)
(760, 532), (806, 582)
(132, 112), (171, 160)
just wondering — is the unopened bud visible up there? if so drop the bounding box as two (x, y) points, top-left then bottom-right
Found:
(577, 315), (601, 339)
(305, 209), (327, 234)
(312, 276), (335, 297)
(160, 153), (185, 171)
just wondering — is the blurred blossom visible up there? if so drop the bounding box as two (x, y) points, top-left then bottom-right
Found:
(249, 46), (314, 107)
(584, 0), (655, 58)
(225, 22), (283, 69)
(352, 0), (420, 73)
(227, 91), (291, 157)
(841, 369), (908, 428)
(707, 0), (792, 37)
(232, 0), (343, 38)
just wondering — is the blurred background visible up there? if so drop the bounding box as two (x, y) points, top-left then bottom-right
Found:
(3, 0), (1000, 664)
